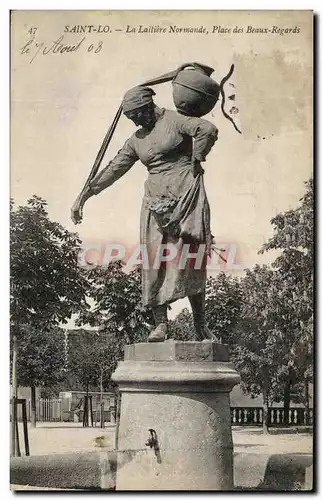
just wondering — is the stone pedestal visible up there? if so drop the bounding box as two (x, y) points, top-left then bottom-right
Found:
(111, 341), (240, 491)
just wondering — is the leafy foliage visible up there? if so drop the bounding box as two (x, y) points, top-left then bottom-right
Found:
(12, 326), (65, 388)
(231, 178), (313, 412)
(230, 265), (282, 402)
(65, 262), (154, 391)
(168, 308), (195, 341)
(76, 262), (154, 344)
(10, 196), (89, 391)
(260, 178), (313, 258)
(205, 272), (242, 344)
(259, 178), (313, 386)
(66, 328), (125, 392)
(10, 196), (90, 330)
(168, 273), (242, 342)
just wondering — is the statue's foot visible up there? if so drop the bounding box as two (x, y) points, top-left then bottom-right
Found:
(147, 323), (168, 343)
(196, 325), (220, 342)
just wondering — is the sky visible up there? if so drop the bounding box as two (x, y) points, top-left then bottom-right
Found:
(10, 10), (313, 319)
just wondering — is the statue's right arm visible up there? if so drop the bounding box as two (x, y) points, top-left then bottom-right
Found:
(88, 138), (139, 195)
(71, 138), (138, 225)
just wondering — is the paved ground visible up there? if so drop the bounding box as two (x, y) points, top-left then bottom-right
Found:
(14, 422), (313, 457)
(232, 426), (313, 455)
(15, 421), (117, 456)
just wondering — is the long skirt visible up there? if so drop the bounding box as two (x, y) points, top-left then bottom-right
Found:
(140, 163), (212, 307)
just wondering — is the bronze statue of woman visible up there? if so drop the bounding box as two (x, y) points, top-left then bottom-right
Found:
(71, 85), (219, 342)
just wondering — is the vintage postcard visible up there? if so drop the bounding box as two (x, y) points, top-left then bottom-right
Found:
(10, 10), (313, 491)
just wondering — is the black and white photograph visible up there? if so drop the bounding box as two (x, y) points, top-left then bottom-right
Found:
(9, 9), (313, 491)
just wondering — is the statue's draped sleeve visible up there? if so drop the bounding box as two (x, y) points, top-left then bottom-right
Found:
(89, 138), (138, 195)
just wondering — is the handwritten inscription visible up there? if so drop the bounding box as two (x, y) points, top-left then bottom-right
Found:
(20, 34), (103, 63)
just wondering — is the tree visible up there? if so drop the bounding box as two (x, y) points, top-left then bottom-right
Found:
(168, 308), (195, 341)
(66, 329), (99, 394)
(66, 328), (125, 427)
(168, 273), (242, 342)
(232, 179), (314, 431)
(76, 261), (154, 344)
(66, 328), (123, 393)
(12, 326), (65, 426)
(259, 178), (313, 423)
(65, 262), (153, 421)
(10, 196), (90, 328)
(10, 196), (89, 435)
(205, 272), (242, 344)
(231, 265), (286, 433)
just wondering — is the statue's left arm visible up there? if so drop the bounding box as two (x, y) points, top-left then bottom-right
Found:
(176, 114), (218, 162)
(174, 114), (218, 178)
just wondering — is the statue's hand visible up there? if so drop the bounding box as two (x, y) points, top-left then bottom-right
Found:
(71, 195), (85, 225)
(191, 157), (204, 178)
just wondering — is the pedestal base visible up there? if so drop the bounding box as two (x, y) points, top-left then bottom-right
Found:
(112, 341), (240, 491)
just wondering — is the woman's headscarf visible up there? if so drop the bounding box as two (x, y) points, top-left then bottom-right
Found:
(122, 86), (156, 113)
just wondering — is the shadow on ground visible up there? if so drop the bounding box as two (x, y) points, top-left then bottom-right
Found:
(234, 452), (313, 491)
(258, 453), (313, 490)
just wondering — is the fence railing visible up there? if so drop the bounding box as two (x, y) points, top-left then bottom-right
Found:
(14, 399), (63, 422)
(12, 400), (314, 426)
(231, 407), (313, 426)
(13, 398), (116, 423)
